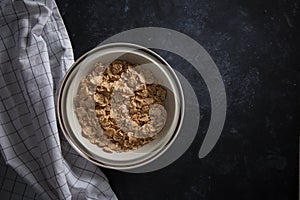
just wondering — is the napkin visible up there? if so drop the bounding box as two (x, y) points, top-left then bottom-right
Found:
(0, 0), (117, 199)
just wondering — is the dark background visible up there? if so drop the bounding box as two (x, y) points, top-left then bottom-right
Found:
(56, 0), (299, 199)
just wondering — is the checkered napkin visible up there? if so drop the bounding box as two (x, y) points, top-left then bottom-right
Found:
(0, 0), (117, 199)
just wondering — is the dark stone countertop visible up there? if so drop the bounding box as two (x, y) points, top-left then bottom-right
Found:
(56, 0), (299, 199)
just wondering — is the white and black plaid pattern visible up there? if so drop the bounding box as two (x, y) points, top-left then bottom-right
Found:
(0, 0), (117, 199)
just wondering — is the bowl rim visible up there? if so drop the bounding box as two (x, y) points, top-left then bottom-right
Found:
(57, 42), (185, 170)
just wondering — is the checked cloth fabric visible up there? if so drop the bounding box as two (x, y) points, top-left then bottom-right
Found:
(0, 0), (118, 199)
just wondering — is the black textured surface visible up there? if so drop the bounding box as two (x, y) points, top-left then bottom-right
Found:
(56, 0), (299, 199)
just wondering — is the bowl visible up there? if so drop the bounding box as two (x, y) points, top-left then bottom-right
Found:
(57, 43), (184, 170)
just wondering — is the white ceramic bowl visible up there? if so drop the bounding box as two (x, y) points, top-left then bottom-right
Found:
(57, 43), (184, 170)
